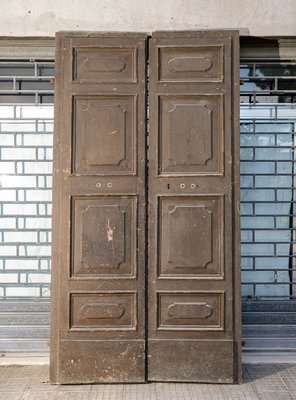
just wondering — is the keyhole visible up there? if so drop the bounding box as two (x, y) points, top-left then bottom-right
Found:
(167, 184), (170, 189)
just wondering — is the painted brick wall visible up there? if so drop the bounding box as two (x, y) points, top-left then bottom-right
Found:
(0, 105), (53, 301)
(0, 96), (53, 352)
(239, 59), (296, 300)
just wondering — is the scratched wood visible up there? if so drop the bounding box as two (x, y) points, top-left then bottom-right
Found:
(50, 32), (147, 384)
(147, 31), (242, 383)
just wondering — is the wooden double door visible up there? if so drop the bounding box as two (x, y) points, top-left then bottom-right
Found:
(50, 31), (241, 384)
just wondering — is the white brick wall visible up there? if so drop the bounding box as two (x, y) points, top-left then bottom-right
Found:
(26, 190), (52, 202)
(0, 134), (14, 145)
(0, 104), (53, 299)
(4, 232), (38, 243)
(1, 273), (19, 283)
(1, 148), (36, 160)
(24, 162), (52, 174)
(240, 117), (294, 298)
(0, 246), (17, 256)
(25, 218), (52, 229)
(21, 273), (51, 283)
(0, 218), (16, 229)
(5, 287), (40, 297)
(0, 190), (17, 201)
(0, 175), (37, 188)
(3, 204), (37, 215)
(5, 259), (39, 270)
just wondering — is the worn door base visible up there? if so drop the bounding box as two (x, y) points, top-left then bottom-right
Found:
(53, 340), (145, 384)
(148, 340), (239, 383)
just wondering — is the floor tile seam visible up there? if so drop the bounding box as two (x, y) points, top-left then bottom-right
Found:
(273, 365), (296, 390)
(216, 385), (238, 400)
(249, 383), (295, 400)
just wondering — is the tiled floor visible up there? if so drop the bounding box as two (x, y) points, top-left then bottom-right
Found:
(1, 364), (296, 399)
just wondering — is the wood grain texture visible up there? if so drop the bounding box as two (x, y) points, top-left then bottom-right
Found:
(148, 30), (241, 383)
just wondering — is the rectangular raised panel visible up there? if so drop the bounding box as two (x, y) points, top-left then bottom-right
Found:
(159, 46), (223, 82)
(70, 293), (136, 331)
(73, 96), (135, 175)
(157, 292), (224, 331)
(71, 197), (136, 278)
(159, 95), (223, 175)
(73, 47), (136, 83)
(158, 196), (224, 278)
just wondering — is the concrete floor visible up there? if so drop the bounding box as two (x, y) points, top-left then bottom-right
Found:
(1, 364), (296, 399)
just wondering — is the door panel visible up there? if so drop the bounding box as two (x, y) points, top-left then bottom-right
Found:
(157, 292), (225, 330)
(158, 45), (223, 82)
(73, 95), (136, 174)
(50, 32), (147, 384)
(158, 196), (224, 277)
(73, 47), (137, 83)
(148, 31), (241, 383)
(70, 292), (137, 330)
(71, 196), (136, 277)
(159, 94), (223, 174)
